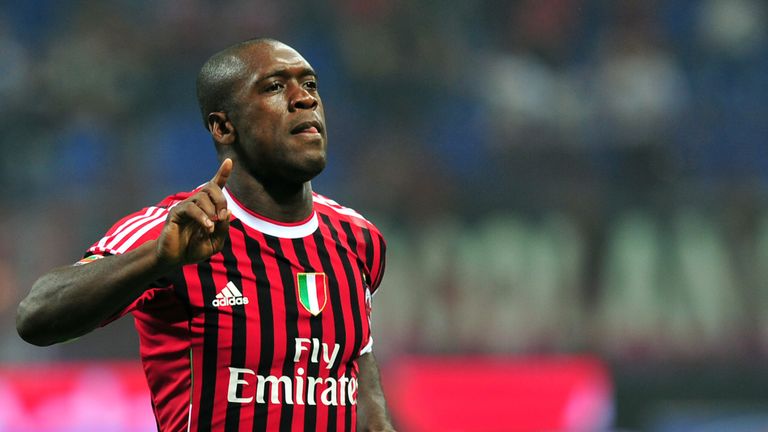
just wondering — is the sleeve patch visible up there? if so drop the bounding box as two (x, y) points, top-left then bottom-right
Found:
(74, 254), (105, 266)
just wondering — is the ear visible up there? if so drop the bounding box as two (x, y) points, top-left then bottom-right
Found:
(208, 112), (236, 145)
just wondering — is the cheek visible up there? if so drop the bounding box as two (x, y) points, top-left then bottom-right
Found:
(237, 116), (277, 149)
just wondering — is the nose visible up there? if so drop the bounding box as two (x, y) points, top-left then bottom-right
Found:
(290, 86), (318, 111)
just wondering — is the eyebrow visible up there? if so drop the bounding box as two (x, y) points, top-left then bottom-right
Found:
(256, 67), (317, 83)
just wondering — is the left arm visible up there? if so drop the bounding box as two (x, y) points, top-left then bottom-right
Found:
(356, 351), (395, 432)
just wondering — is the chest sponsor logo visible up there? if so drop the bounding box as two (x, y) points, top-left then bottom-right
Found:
(297, 272), (327, 316)
(212, 281), (250, 308)
(227, 337), (356, 406)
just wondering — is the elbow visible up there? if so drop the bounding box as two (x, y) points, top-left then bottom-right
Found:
(16, 298), (55, 347)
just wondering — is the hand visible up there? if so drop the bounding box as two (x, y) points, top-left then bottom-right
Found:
(156, 158), (233, 267)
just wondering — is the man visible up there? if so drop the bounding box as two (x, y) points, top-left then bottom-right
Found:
(17, 38), (395, 432)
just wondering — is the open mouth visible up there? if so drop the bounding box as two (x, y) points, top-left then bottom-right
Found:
(291, 121), (323, 135)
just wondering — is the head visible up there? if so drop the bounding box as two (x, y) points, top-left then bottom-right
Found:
(196, 38), (327, 185)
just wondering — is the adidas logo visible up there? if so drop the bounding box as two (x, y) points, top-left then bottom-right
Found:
(212, 281), (250, 308)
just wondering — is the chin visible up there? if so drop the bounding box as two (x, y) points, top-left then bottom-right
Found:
(288, 157), (326, 183)
(303, 160), (327, 181)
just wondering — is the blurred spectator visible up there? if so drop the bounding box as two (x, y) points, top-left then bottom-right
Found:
(696, 0), (766, 59)
(590, 19), (688, 149)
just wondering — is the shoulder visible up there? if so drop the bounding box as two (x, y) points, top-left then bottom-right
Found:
(88, 189), (196, 256)
(313, 193), (388, 290)
(155, 190), (197, 208)
(312, 192), (384, 240)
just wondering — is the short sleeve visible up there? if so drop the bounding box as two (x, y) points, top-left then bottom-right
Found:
(87, 205), (170, 257)
(366, 228), (387, 294)
(82, 191), (196, 323)
(359, 227), (386, 356)
(81, 205), (173, 323)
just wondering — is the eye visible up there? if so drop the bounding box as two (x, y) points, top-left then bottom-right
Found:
(303, 80), (318, 91)
(264, 81), (284, 92)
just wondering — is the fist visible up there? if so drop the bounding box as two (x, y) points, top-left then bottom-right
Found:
(156, 159), (233, 266)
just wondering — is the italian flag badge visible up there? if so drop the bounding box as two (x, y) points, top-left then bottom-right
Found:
(297, 272), (328, 316)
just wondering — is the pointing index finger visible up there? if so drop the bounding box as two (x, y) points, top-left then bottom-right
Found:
(212, 158), (233, 189)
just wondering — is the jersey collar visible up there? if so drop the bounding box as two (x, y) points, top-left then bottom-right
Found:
(223, 188), (318, 238)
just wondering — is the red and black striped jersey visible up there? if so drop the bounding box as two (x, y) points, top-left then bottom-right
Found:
(85, 187), (386, 432)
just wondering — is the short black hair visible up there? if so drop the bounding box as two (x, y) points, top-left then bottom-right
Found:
(195, 37), (280, 130)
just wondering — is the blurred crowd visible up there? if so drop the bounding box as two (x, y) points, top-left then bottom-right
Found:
(1, 0), (767, 363)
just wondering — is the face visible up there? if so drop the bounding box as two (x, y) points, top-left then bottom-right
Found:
(227, 41), (327, 184)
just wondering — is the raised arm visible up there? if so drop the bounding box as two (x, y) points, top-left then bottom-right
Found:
(357, 351), (396, 432)
(16, 159), (233, 346)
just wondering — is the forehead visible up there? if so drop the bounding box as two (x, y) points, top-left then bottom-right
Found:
(239, 42), (314, 78)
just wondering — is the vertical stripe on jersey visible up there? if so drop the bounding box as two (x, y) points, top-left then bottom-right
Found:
(360, 228), (375, 286)
(169, 270), (193, 431)
(291, 237), (323, 432)
(313, 219), (351, 432)
(372, 232), (386, 289)
(222, 226), (247, 432)
(258, 236), (288, 432)
(278, 239), (309, 432)
(245, 230), (274, 432)
(264, 235), (300, 432)
(334, 220), (365, 362)
(196, 260), (218, 430)
(323, 215), (365, 432)
(339, 221), (366, 432)
(360, 227), (385, 290)
(227, 220), (261, 431)
(209, 253), (235, 430)
(180, 264), (206, 431)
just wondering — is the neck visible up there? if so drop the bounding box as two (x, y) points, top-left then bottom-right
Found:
(225, 169), (314, 223)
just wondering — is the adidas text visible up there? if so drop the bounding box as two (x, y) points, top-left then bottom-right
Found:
(212, 281), (249, 308)
(212, 297), (250, 307)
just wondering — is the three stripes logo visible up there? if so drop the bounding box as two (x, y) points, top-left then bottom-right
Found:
(212, 281), (250, 308)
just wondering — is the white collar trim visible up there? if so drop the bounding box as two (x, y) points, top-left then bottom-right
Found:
(223, 188), (318, 238)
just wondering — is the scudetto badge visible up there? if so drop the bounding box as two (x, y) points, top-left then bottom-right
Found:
(296, 272), (327, 316)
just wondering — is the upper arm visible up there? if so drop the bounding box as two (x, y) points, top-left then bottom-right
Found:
(81, 205), (176, 321)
